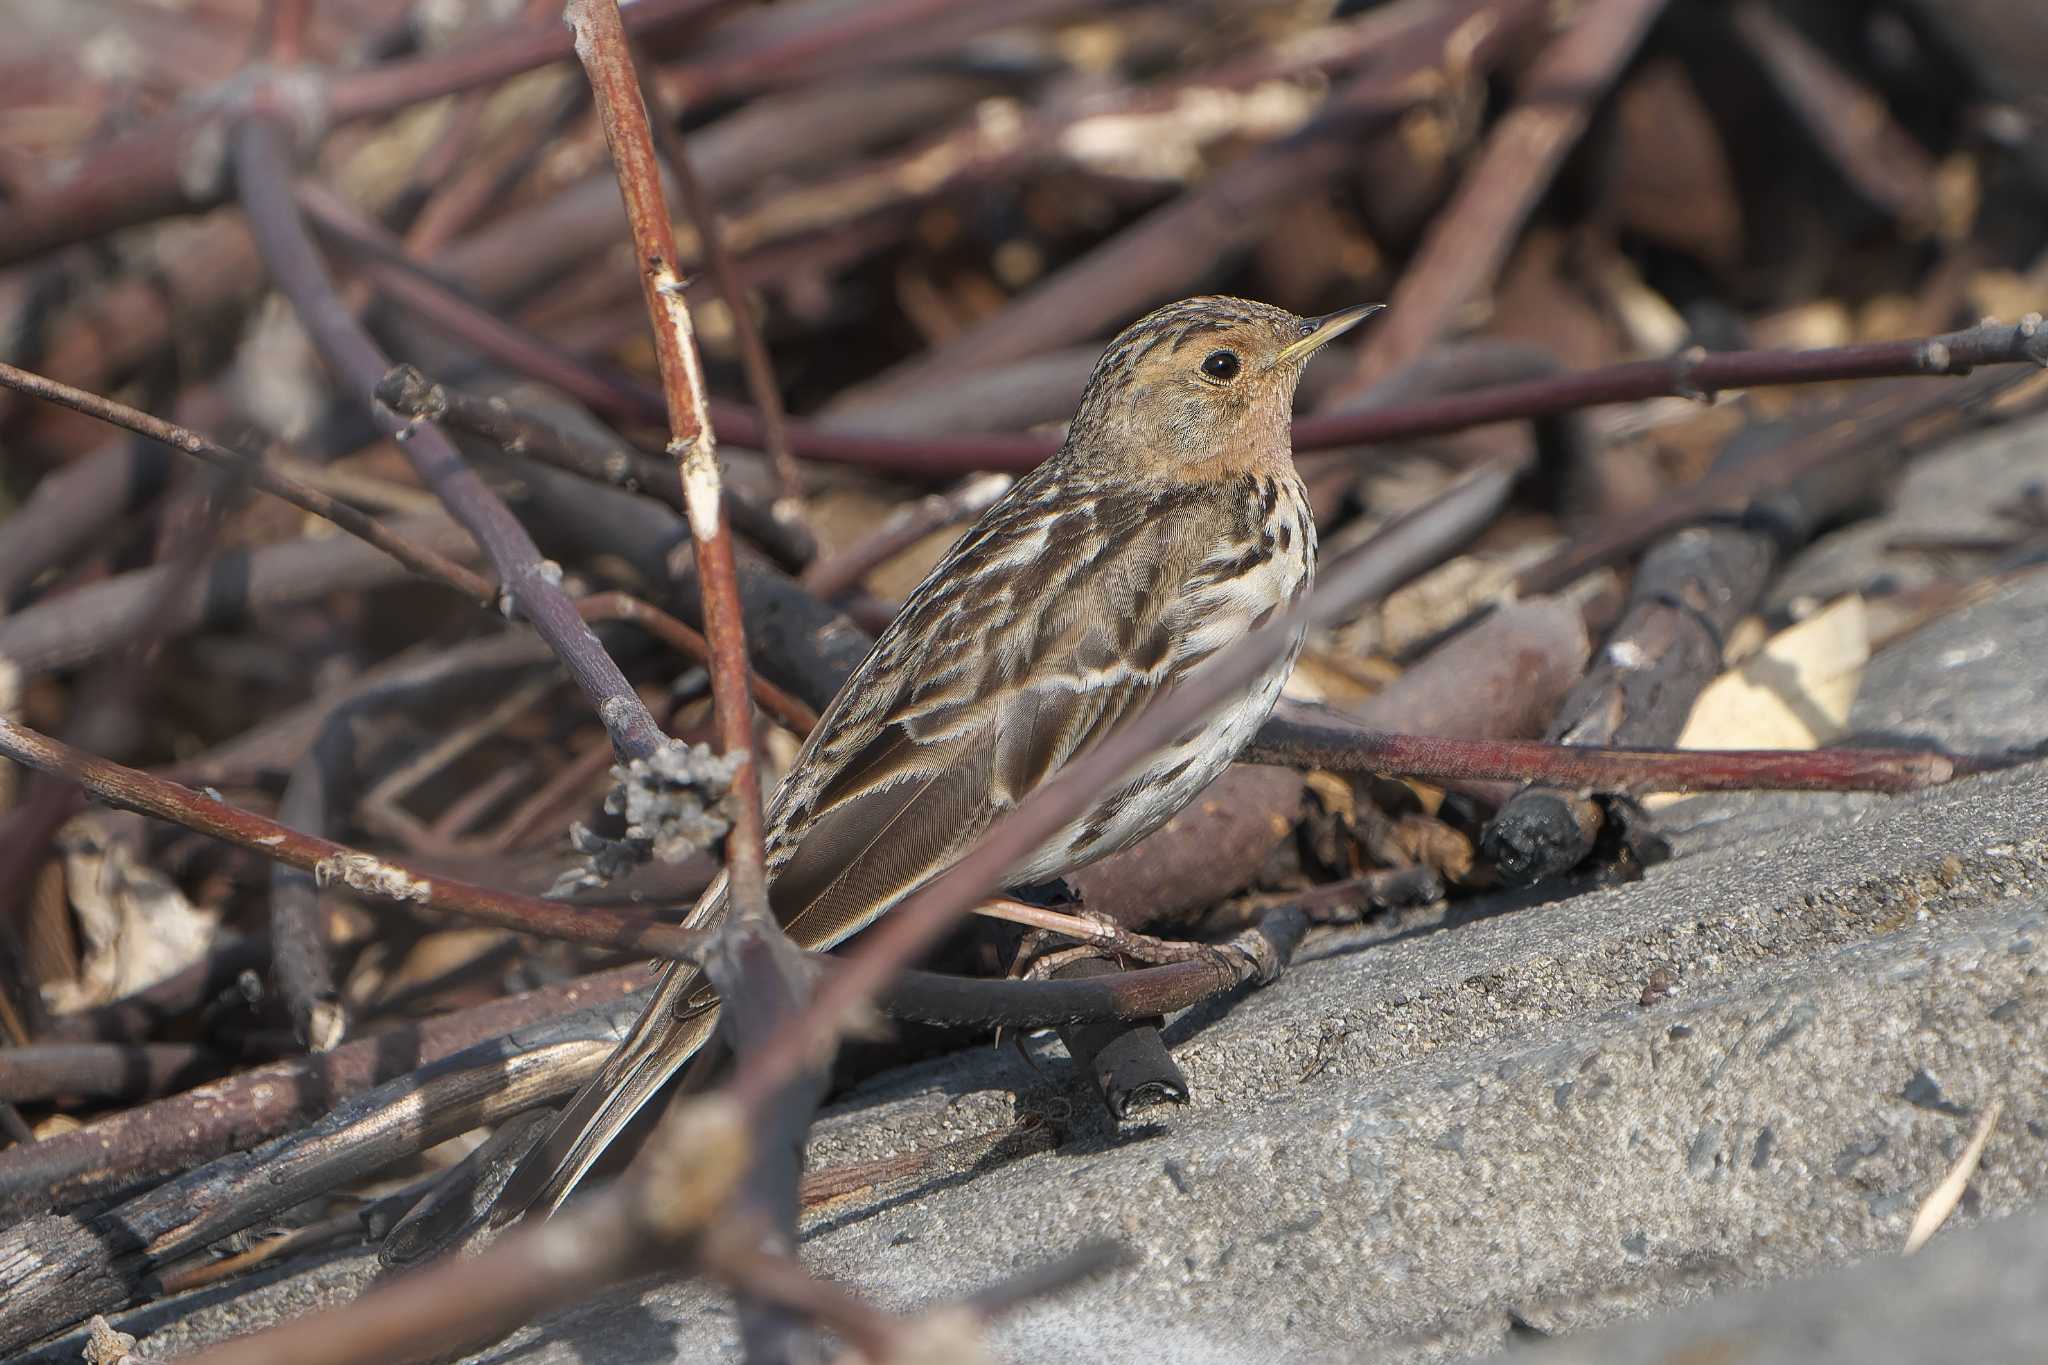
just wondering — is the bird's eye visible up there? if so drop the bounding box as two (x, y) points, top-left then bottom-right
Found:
(1200, 349), (1241, 381)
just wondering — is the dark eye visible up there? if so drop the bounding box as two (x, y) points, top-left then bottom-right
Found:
(1200, 349), (1241, 381)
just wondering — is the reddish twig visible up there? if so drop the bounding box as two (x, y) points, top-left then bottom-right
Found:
(0, 717), (708, 963)
(230, 115), (669, 762)
(375, 312), (2048, 480)
(1246, 710), (1971, 794)
(568, 0), (769, 920)
(1298, 316), (2048, 459)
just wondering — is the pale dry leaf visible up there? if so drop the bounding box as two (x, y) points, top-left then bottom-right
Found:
(1904, 1097), (2002, 1254)
(888, 1307), (996, 1365)
(1645, 595), (1869, 810)
(45, 814), (219, 1012)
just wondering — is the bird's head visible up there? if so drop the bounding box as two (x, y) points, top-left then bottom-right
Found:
(1065, 295), (1382, 479)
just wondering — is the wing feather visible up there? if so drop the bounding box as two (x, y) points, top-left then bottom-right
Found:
(763, 487), (1208, 952)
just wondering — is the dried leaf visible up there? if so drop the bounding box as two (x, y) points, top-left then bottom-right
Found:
(1645, 595), (1869, 810)
(44, 814), (219, 1012)
(1677, 595), (1869, 750)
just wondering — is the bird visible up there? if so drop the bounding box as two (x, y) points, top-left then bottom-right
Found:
(501, 294), (1382, 1218)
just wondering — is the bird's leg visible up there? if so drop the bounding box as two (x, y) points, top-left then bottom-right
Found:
(975, 896), (1218, 972)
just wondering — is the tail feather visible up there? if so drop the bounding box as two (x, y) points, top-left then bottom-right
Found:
(495, 872), (731, 1221)
(497, 963), (722, 1219)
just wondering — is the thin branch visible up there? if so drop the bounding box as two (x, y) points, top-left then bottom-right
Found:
(377, 303), (2048, 478)
(1246, 708), (1976, 793)
(230, 115), (670, 763)
(0, 360), (814, 733)
(369, 363), (810, 573)
(799, 473), (1014, 598)
(0, 360), (494, 602)
(0, 717), (708, 963)
(637, 40), (807, 519)
(569, 0), (770, 920)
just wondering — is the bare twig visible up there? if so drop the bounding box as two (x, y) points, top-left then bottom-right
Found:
(0, 360), (494, 601)
(0, 717), (709, 963)
(637, 41), (808, 524)
(569, 0), (769, 920)
(1246, 707), (1972, 793)
(0, 966), (647, 1225)
(230, 115), (669, 763)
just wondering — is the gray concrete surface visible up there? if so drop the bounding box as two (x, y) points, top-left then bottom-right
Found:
(1512, 1202), (2048, 1365)
(34, 416), (2048, 1361)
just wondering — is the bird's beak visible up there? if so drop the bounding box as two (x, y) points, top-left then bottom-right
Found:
(1277, 303), (1387, 364)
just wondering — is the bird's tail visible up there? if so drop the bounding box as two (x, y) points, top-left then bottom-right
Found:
(494, 875), (730, 1222)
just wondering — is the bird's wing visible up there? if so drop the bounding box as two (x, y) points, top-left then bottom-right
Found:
(765, 481), (1206, 952)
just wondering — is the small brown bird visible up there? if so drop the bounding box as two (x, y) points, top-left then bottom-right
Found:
(506, 295), (1380, 1216)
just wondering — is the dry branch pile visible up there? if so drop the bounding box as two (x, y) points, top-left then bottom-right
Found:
(0, 0), (2045, 1359)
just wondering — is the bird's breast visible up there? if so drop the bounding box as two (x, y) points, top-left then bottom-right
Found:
(1007, 474), (1315, 883)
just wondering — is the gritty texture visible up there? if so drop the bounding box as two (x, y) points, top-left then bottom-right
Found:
(27, 417), (2048, 1363)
